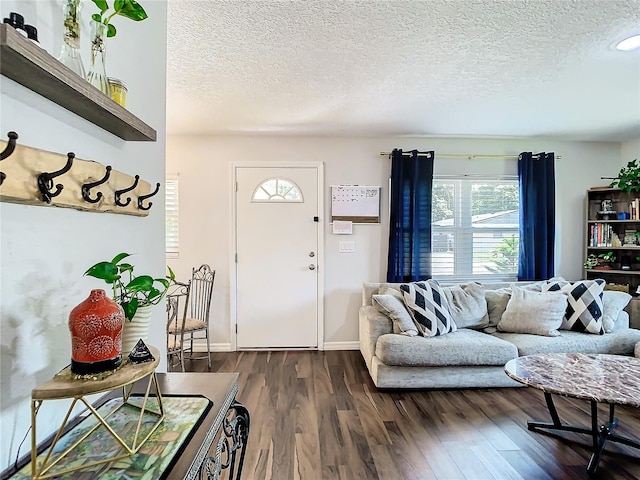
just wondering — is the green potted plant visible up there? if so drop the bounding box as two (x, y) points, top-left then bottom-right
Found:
(85, 252), (173, 320)
(85, 252), (174, 351)
(596, 251), (616, 270)
(583, 254), (598, 269)
(611, 159), (640, 193)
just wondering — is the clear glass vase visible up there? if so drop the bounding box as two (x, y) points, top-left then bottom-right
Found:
(86, 20), (111, 96)
(58, 0), (86, 78)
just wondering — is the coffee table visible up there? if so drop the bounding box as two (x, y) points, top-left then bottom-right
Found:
(504, 353), (640, 475)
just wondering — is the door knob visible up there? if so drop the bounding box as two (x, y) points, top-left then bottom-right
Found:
(309, 264), (316, 270)
(309, 251), (315, 257)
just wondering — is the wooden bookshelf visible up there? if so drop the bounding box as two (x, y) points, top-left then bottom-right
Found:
(584, 187), (640, 293)
(0, 24), (156, 142)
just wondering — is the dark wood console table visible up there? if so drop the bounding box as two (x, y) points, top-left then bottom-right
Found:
(135, 372), (250, 480)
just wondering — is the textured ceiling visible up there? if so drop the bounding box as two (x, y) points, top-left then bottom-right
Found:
(166, 0), (640, 142)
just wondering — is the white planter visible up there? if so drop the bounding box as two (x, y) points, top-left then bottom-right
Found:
(122, 305), (153, 353)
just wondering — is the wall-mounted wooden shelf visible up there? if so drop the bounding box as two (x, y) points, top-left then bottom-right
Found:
(0, 24), (156, 142)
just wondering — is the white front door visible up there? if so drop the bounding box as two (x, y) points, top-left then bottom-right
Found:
(235, 166), (321, 348)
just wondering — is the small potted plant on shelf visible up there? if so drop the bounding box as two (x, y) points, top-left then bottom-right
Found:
(85, 252), (174, 351)
(584, 254), (598, 269)
(595, 251), (616, 270)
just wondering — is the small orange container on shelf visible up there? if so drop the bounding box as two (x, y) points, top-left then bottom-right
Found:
(107, 77), (128, 107)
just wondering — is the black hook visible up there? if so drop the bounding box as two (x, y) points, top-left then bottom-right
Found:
(37, 152), (74, 204)
(0, 131), (19, 186)
(81, 165), (112, 204)
(114, 175), (139, 207)
(138, 182), (160, 211)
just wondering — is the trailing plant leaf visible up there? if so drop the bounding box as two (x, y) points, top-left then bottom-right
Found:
(85, 252), (173, 321)
(91, 0), (147, 39)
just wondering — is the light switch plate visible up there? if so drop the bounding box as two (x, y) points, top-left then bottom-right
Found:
(339, 241), (355, 253)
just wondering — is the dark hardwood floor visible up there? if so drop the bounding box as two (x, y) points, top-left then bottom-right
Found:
(184, 351), (640, 480)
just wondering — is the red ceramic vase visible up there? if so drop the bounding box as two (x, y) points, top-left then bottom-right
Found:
(68, 289), (125, 374)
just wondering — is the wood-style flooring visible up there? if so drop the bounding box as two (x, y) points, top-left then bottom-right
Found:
(184, 351), (640, 480)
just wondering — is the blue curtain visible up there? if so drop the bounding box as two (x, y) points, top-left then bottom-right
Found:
(386, 149), (434, 282)
(518, 151), (555, 280)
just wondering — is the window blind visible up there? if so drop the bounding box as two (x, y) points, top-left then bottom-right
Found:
(432, 176), (519, 282)
(165, 176), (179, 257)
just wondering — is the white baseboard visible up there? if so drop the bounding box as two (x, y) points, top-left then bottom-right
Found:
(189, 342), (233, 352)
(188, 340), (359, 352)
(322, 341), (360, 351)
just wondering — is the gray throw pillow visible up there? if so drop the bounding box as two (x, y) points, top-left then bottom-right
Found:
(497, 286), (566, 337)
(602, 290), (632, 333)
(485, 288), (512, 327)
(372, 293), (418, 337)
(442, 282), (489, 329)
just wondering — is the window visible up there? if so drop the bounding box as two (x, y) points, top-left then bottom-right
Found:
(432, 177), (519, 282)
(251, 178), (303, 202)
(165, 176), (179, 258)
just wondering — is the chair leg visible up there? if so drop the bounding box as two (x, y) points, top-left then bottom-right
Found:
(205, 328), (211, 369)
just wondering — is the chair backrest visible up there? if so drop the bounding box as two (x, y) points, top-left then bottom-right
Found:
(166, 280), (191, 333)
(190, 264), (215, 324)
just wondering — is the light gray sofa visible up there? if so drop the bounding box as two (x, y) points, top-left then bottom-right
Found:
(360, 281), (640, 389)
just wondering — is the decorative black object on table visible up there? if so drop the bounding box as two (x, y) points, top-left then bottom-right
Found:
(505, 353), (640, 475)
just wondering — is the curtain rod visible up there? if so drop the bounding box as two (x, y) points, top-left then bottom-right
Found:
(378, 152), (562, 160)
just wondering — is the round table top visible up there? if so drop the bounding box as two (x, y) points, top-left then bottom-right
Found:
(32, 345), (160, 400)
(504, 353), (640, 407)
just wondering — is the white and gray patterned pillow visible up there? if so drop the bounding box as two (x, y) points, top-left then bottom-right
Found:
(542, 279), (605, 335)
(400, 280), (456, 337)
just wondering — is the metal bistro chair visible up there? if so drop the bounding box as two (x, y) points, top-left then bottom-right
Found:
(168, 264), (215, 369)
(166, 280), (190, 372)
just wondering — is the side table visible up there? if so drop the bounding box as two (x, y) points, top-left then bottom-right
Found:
(30, 345), (163, 479)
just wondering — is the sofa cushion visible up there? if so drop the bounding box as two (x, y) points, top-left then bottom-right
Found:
(485, 288), (511, 328)
(400, 280), (456, 337)
(542, 279), (605, 335)
(602, 290), (632, 333)
(375, 329), (518, 367)
(372, 291), (418, 337)
(442, 282), (489, 329)
(497, 286), (566, 336)
(493, 328), (640, 357)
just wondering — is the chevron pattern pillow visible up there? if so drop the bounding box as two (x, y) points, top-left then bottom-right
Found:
(400, 280), (457, 337)
(543, 279), (605, 334)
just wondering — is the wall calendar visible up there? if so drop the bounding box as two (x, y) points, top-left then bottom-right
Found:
(330, 185), (381, 223)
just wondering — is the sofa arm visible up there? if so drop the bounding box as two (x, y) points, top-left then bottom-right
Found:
(359, 305), (392, 370)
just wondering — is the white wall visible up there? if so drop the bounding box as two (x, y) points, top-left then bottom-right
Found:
(621, 137), (640, 165)
(166, 135), (622, 349)
(0, 0), (167, 471)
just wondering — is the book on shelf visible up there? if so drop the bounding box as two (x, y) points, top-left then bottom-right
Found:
(589, 223), (614, 247)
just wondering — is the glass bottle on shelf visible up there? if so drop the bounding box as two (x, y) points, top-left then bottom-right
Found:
(86, 20), (111, 96)
(57, 0), (86, 78)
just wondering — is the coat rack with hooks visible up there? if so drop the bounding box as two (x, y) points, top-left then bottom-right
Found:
(0, 132), (159, 216)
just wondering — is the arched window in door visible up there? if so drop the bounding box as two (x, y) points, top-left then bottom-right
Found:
(251, 178), (303, 202)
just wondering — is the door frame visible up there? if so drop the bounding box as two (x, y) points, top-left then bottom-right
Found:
(230, 161), (325, 351)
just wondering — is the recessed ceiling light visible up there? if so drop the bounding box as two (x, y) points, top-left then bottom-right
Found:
(616, 34), (640, 51)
